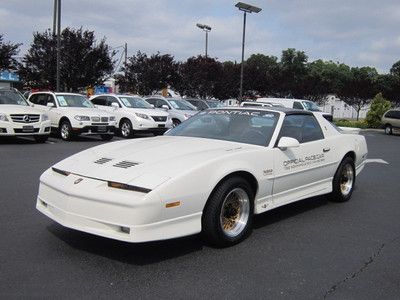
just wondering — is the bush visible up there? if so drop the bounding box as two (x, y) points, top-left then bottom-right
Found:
(366, 93), (392, 128)
(334, 119), (368, 129)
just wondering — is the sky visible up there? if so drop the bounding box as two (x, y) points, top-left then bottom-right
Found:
(1, 0), (399, 73)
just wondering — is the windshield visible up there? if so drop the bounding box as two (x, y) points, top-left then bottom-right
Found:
(119, 96), (152, 109)
(302, 101), (321, 112)
(0, 90), (28, 106)
(169, 99), (197, 110)
(207, 101), (223, 108)
(166, 109), (279, 146)
(56, 94), (93, 108)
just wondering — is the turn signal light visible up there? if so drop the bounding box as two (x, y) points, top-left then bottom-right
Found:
(165, 201), (181, 208)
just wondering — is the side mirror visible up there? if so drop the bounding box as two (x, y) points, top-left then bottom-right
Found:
(277, 137), (300, 150)
(47, 102), (55, 108)
(161, 105), (169, 110)
(111, 102), (119, 109)
(150, 104), (155, 108)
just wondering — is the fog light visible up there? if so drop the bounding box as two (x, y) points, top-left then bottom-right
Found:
(44, 127), (50, 132)
(120, 226), (130, 234)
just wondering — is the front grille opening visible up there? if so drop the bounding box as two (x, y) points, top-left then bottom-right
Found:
(94, 157), (113, 164)
(119, 226), (130, 234)
(40, 200), (48, 208)
(113, 161), (139, 169)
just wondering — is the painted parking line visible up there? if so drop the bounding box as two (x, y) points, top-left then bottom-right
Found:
(365, 159), (389, 165)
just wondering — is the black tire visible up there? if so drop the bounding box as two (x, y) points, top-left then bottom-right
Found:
(153, 131), (164, 136)
(34, 135), (49, 143)
(172, 119), (181, 127)
(202, 177), (254, 247)
(59, 120), (73, 141)
(385, 124), (392, 135)
(100, 134), (113, 141)
(120, 119), (133, 138)
(329, 156), (355, 202)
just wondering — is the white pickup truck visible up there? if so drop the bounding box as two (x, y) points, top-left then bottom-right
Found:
(28, 92), (116, 141)
(0, 88), (51, 143)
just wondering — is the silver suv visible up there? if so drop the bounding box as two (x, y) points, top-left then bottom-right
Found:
(382, 109), (400, 135)
(144, 96), (198, 127)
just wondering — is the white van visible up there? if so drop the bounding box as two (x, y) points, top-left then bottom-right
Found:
(257, 98), (333, 121)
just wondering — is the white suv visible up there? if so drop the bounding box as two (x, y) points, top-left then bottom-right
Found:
(90, 94), (172, 138)
(0, 88), (51, 143)
(28, 92), (116, 141)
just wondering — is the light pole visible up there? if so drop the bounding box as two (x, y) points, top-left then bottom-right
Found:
(53, 0), (61, 92)
(235, 2), (261, 102)
(196, 23), (212, 58)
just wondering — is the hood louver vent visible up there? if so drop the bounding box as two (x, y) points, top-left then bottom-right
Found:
(94, 158), (113, 165)
(113, 161), (139, 169)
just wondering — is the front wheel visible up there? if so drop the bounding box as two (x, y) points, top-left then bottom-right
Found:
(385, 125), (392, 135)
(120, 119), (133, 138)
(60, 120), (73, 141)
(202, 177), (254, 247)
(329, 156), (355, 202)
(172, 119), (181, 127)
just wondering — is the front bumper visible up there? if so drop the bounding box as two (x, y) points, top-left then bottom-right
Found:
(0, 120), (51, 136)
(72, 125), (115, 135)
(36, 170), (201, 242)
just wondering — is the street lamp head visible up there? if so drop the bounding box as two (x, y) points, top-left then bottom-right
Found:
(196, 23), (212, 31)
(235, 2), (262, 13)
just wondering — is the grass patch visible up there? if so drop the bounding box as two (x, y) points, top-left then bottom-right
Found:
(333, 119), (369, 129)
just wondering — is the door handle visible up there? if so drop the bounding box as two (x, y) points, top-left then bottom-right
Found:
(323, 147), (330, 152)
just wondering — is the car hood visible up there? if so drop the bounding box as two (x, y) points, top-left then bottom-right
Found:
(125, 108), (169, 117)
(0, 105), (45, 115)
(59, 107), (113, 117)
(54, 136), (252, 189)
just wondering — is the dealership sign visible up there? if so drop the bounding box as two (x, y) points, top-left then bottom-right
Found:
(0, 71), (20, 82)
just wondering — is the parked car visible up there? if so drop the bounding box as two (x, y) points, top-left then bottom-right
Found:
(381, 109), (400, 135)
(28, 92), (116, 141)
(240, 101), (285, 108)
(90, 94), (172, 138)
(144, 96), (198, 127)
(185, 98), (224, 110)
(0, 88), (51, 143)
(257, 97), (333, 121)
(36, 107), (367, 247)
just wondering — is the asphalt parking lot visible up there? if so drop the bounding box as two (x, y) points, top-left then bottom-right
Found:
(1, 131), (399, 299)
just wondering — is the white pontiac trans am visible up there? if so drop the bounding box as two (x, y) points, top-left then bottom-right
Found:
(36, 107), (368, 247)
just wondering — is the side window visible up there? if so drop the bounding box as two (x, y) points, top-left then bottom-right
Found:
(47, 95), (56, 106)
(91, 96), (107, 106)
(293, 101), (304, 110)
(29, 94), (39, 104)
(157, 99), (169, 108)
(35, 94), (49, 106)
(146, 98), (157, 106)
(199, 101), (208, 110)
(394, 111), (400, 119)
(279, 114), (324, 144)
(107, 96), (121, 107)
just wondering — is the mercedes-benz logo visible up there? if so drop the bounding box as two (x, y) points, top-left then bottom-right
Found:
(23, 115), (30, 123)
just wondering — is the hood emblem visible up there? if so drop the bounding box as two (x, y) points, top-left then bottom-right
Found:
(23, 115), (30, 123)
(74, 178), (83, 184)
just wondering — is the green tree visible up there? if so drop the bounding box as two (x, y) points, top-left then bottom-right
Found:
(0, 34), (21, 71)
(243, 54), (279, 97)
(366, 93), (392, 128)
(337, 67), (378, 120)
(278, 48), (309, 98)
(213, 61), (240, 99)
(178, 55), (223, 98)
(20, 28), (115, 91)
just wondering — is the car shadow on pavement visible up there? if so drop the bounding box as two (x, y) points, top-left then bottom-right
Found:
(0, 136), (41, 144)
(253, 195), (329, 229)
(46, 224), (204, 265)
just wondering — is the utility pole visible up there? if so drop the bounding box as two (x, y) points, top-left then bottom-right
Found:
(52, 0), (57, 35)
(56, 0), (61, 92)
(124, 42), (127, 67)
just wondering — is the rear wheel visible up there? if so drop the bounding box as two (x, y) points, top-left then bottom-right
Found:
(100, 134), (113, 141)
(385, 124), (392, 135)
(120, 119), (133, 138)
(329, 156), (355, 202)
(202, 177), (254, 247)
(34, 135), (48, 143)
(60, 120), (73, 141)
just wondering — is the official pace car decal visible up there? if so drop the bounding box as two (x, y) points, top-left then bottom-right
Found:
(201, 110), (276, 118)
(283, 153), (325, 170)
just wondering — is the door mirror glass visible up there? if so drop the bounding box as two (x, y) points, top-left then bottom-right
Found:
(277, 137), (300, 150)
(47, 102), (55, 108)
